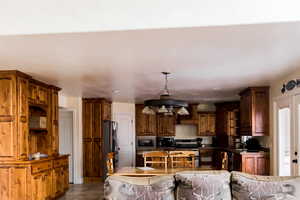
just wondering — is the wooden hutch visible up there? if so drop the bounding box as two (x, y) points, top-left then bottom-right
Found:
(0, 70), (69, 200)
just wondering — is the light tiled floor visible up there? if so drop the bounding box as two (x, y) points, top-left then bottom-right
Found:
(58, 183), (104, 200)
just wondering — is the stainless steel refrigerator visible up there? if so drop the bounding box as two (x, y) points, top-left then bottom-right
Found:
(102, 120), (118, 179)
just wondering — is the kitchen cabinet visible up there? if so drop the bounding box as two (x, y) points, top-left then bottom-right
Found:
(28, 81), (49, 106)
(135, 104), (157, 136)
(215, 102), (240, 136)
(157, 114), (176, 136)
(241, 153), (269, 175)
(214, 150), (269, 175)
(198, 112), (216, 136)
(82, 98), (111, 182)
(0, 70), (69, 200)
(239, 87), (269, 136)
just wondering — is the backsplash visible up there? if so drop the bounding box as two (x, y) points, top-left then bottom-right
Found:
(175, 124), (213, 144)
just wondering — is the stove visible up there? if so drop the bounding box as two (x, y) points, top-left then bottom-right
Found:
(175, 139), (201, 148)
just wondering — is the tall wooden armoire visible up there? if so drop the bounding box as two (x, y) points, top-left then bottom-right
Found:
(82, 98), (111, 182)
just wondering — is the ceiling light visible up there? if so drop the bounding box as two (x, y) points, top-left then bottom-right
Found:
(143, 72), (189, 116)
(142, 106), (155, 115)
(177, 107), (189, 115)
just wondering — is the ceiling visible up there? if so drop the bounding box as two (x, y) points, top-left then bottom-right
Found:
(2, 0), (300, 35)
(1, 22), (300, 103)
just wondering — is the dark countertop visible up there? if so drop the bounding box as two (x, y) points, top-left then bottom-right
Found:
(136, 146), (269, 155)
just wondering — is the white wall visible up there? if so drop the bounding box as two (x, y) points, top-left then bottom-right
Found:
(59, 94), (83, 184)
(270, 68), (300, 175)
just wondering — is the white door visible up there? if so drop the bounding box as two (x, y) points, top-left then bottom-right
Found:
(275, 98), (295, 176)
(59, 110), (74, 183)
(115, 113), (134, 167)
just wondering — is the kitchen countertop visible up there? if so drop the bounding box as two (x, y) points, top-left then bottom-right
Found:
(136, 147), (269, 155)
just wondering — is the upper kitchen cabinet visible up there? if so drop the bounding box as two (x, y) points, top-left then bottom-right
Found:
(198, 112), (216, 136)
(215, 102), (240, 136)
(28, 80), (49, 106)
(239, 87), (269, 136)
(136, 105), (157, 136)
(157, 114), (176, 136)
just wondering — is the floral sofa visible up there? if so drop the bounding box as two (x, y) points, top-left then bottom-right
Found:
(104, 170), (300, 200)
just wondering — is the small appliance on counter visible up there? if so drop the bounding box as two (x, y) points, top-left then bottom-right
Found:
(245, 138), (261, 152)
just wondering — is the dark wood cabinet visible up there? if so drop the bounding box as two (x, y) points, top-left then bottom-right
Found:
(239, 87), (269, 136)
(241, 153), (269, 175)
(82, 98), (111, 182)
(198, 112), (216, 136)
(136, 153), (144, 167)
(157, 114), (176, 136)
(135, 104), (157, 136)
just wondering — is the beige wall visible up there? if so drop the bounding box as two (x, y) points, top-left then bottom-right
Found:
(270, 68), (300, 175)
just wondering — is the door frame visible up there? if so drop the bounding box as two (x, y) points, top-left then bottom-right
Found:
(113, 112), (136, 167)
(273, 95), (299, 176)
(59, 108), (76, 183)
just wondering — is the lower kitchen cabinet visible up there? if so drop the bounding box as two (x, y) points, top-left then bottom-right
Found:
(214, 150), (269, 175)
(0, 155), (69, 200)
(241, 153), (269, 175)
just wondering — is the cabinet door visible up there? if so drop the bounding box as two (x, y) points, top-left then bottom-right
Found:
(207, 114), (216, 135)
(0, 74), (17, 160)
(253, 90), (269, 136)
(51, 89), (59, 155)
(157, 115), (175, 136)
(37, 86), (48, 105)
(63, 166), (69, 191)
(17, 77), (29, 159)
(157, 115), (165, 136)
(83, 141), (102, 178)
(28, 83), (38, 103)
(102, 101), (111, 121)
(32, 174), (44, 200)
(44, 170), (52, 200)
(256, 156), (268, 175)
(147, 114), (157, 135)
(135, 105), (147, 135)
(240, 91), (252, 135)
(165, 116), (175, 136)
(198, 114), (208, 135)
(242, 156), (256, 175)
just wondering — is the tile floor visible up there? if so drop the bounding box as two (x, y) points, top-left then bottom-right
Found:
(58, 182), (104, 200)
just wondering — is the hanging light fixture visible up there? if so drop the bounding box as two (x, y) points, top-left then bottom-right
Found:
(142, 72), (189, 115)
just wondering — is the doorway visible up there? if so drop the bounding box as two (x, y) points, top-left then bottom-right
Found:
(114, 113), (135, 167)
(275, 97), (299, 176)
(59, 109), (74, 183)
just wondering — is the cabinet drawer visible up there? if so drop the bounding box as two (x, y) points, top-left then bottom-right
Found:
(32, 161), (52, 174)
(54, 158), (68, 168)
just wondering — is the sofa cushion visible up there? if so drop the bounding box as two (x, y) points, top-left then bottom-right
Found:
(175, 170), (232, 200)
(104, 175), (175, 200)
(231, 171), (300, 200)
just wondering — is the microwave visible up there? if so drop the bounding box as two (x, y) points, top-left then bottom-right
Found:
(137, 136), (156, 149)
